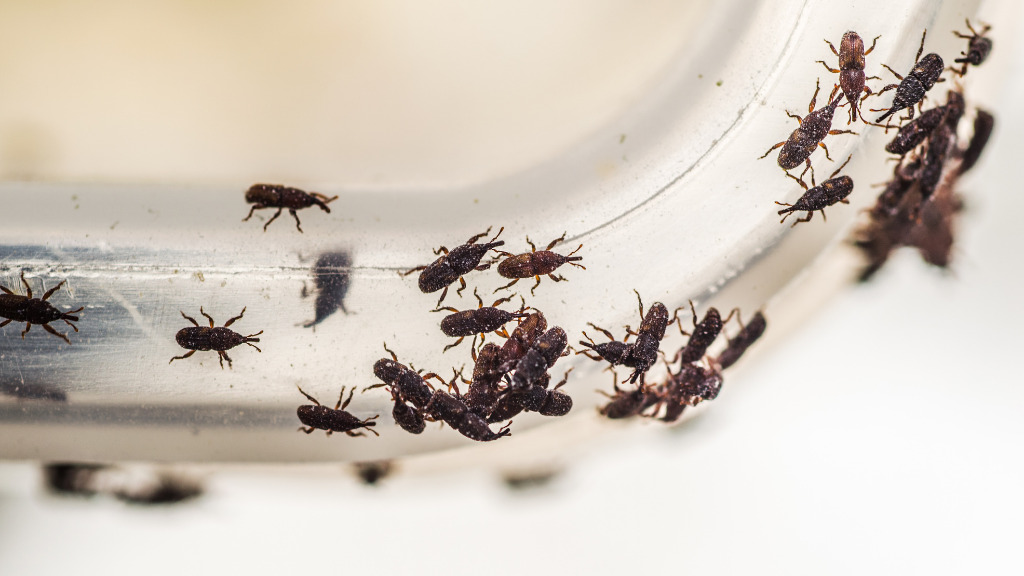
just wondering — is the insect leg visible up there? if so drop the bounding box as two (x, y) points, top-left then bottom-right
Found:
(21, 322), (31, 338)
(530, 276), (543, 296)
(399, 265), (427, 278)
(465, 226), (494, 245)
(865, 35), (880, 55)
(758, 141), (785, 160)
(169, 350), (196, 364)
(199, 307), (216, 327)
(289, 209), (304, 233)
(443, 336), (465, 353)
(218, 350), (233, 369)
(817, 60), (840, 74)
(20, 271), (32, 298)
(262, 208), (283, 231)
(0, 319), (10, 328)
(242, 204), (265, 222)
(339, 386), (355, 410)
(296, 385), (322, 406)
(42, 280), (67, 301)
(180, 311), (200, 326)
(298, 426), (317, 434)
(493, 278), (519, 293)
(41, 324), (71, 345)
(223, 307), (247, 327)
(818, 141), (834, 162)
(454, 277), (468, 299)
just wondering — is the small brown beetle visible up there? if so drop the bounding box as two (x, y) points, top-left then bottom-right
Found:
(874, 31), (945, 124)
(621, 291), (671, 386)
(0, 271), (83, 344)
(817, 31), (881, 123)
(169, 307), (263, 369)
(672, 301), (734, 365)
(296, 385), (379, 437)
(435, 289), (531, 352)
(952, 19), (992, 76)
(715, 311), (767, 370)
(776, 155), (854, 226)
(401, 227), (505, 307)
(242, 183), (338, 232)
(759, 79), (856, 185)
(493, 233), (585, 295)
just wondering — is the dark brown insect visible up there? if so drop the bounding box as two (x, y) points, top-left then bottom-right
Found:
(386, 386), (427, 435)
(621, 292), (671, 386)
(370, 343), (438, 409)
(464, 343), (507, 417)
(43, 463), (105, 497)
(353, 461), (394, 486)
(875, 31), (945, 123)
(817, 31), (881, 123)
(0, 271), (83, 344)
(884, 106), (946, 155)
(301, 251), (351, 328)
(776, 154), (854, 225)
(400, 226), (505, 307)
(959, 109), (994, 175)
(114, 472), (204, 505)
(494, 232), (585, 295)
(423, 382), (513, 442)
(578, 324), (633, 366)
(656, 363), (725, 423)
(506, 327), (568, 390)
(673, 301), (734, 365)
(486, 368), (573, 422)
(952, 19), (992, 75)
(453, 411), (513, 442)
(242, 183), (338, 232)
(715, 311), (767, 370)
(169, 307), (263, 369)
(855, 161), (925, 281)
(497, 311), (547, 368)
(598, 378), (660, 420)
(435, 289), (530, 352)
(296, 385), (379, 437)
(759, 79), (856, 184)
(905, 183), (960, 268)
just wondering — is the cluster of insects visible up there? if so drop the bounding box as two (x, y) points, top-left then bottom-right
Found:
(855, 21), (994, 279)
(578, 293), (766, 422)
(762, 22), (993, 233)
(281, 226), (589, 443)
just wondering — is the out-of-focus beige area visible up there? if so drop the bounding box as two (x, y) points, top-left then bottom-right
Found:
(0, 0), (700, 185)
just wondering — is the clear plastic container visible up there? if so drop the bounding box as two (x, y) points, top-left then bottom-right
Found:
(0, 0), (991, 463)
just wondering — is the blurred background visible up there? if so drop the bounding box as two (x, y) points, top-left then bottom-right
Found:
(0, 1), (1021, 574)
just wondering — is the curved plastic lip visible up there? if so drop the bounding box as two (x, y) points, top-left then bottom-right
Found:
(0, 0), (985, 463)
